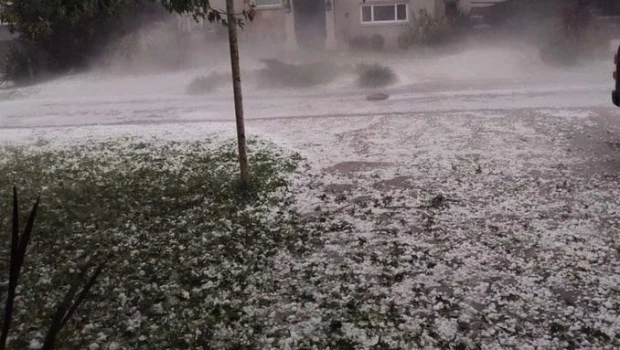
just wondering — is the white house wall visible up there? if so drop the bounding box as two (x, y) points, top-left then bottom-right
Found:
(334, 0), (440, 49)
(199, 0), (446, 50)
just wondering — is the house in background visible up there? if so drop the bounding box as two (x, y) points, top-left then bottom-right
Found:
(209, 0), (464, 50)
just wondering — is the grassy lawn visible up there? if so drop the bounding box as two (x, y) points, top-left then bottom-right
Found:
(0, 138), (330, 349)
(0, 137), (496, 350)
(1, 133), (618, 350)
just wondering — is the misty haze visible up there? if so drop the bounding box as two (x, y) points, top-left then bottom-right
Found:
(0, 0), (619, 349)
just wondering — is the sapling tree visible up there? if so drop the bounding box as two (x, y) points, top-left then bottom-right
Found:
(159, 0), (254, 187)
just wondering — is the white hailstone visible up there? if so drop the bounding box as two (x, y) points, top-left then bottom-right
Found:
(28, 339), (42, 349)
(152, 303), (164, 314)
(89, 343), (100, 350)
(37, 276), (51, 285)
(108, 342), (121, 350)
(138, 336), (147, 341)
(435, 318), (458, 340)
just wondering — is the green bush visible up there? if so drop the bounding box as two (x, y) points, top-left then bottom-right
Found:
(400, 10), (454, 48)
(257, 59), (342, 88)
(102, 20), (192, 73)
(0, 41), (48, 85)
(0, 41), (9, 65)
(0, 1), (170, 83)
(357, 63), (397, 88)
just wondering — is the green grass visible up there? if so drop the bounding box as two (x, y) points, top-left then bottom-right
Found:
(0, 138), (319, 349)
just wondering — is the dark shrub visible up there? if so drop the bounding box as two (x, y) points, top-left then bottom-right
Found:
(0, 189), (105, 350)
(0, 41), (48, 85)
(0, 40), (9, 62)
(357, 63), (397, 88)
(0, 2), (166, 83)
(400, 9), (453, 48)
(257, 59), (342, 88)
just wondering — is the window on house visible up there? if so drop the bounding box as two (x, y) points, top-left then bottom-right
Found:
(255, 0), (282, 9)
(361, 4), (408, 24)
(396, 4), (407, 20)
(362, 6), (372, 22)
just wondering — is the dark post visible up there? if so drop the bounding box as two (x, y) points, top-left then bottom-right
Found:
(614, 45), (620, 107)
(226, 0), (250, 186)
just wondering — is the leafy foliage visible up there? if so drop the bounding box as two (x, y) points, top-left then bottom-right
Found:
(0, 190), (105, 350)
(357, 63), (397, 88)
(159, 0), (255, 26)
(0, 189), (38, 350)
(400, 10), (452, 48)
(399, 9), (472, 49)
(102, 19), (181, 73)
(0, 0), (142, 82)
(0, 0), (255, 83)
(257, 59), (344, 88)
(0, 41), (43, 85)
(0, 0), (250, 42)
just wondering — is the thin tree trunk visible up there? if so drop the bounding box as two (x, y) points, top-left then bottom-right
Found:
(226, 0), (250, 187)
